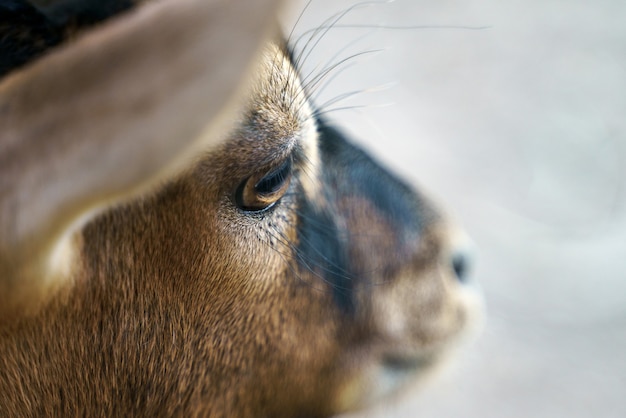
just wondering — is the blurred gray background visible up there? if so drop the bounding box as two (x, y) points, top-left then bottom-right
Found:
(282, 1), (626, 417)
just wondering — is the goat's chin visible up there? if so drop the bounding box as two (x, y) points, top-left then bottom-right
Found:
(334, 350), (448, 413)
(336, 292), (484, 414)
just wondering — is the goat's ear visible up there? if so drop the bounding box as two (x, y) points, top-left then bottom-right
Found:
(0, 0), (283, 317)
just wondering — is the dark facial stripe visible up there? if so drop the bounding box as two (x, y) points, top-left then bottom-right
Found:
(294, 118), (433, 313)
(295, 197), (355, 314)
(316, 119), (426, 242)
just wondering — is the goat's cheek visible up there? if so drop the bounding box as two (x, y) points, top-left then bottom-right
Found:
(338, 196), (409, 278)
(374, 269), (452, 341)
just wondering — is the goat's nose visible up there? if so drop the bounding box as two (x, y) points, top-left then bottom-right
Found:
(446, 232), (475, 285)
(452, 251), (472, 284)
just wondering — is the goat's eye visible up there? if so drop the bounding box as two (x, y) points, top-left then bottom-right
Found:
(235, 157), (293, 212)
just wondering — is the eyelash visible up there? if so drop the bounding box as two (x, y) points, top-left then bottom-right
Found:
(234, 156), (294, 213)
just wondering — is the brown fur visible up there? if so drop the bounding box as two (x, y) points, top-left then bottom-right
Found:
(0, 1), (482, 416)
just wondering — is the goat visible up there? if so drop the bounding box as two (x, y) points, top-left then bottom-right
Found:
(0, 0), (482, 416)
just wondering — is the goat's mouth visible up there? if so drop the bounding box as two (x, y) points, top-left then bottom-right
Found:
(376, 349), (443, 393)
(333, 342), (453, 413)
(331, 276), (484, 413)
(334, 302), (482, 413)
(381, 349), (438, 372)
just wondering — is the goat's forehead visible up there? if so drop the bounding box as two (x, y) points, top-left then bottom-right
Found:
(241, 44), (310, 138)
(230, 41), (322, 201)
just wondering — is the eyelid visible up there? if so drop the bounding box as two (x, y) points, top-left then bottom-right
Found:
(254, 157), (292, 195)
(234, 154), (294, 213)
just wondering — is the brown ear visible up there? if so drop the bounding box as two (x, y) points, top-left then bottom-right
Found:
(0, 0), (283, 317)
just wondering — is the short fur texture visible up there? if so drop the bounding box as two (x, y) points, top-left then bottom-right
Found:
(0, 1), (482, 417)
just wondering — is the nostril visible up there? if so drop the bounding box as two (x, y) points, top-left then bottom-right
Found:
(444, 229), (475, 285)
(451, 252), (470, 284)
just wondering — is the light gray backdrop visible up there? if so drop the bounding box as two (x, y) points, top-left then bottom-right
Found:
(282, 1), (626, 417)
